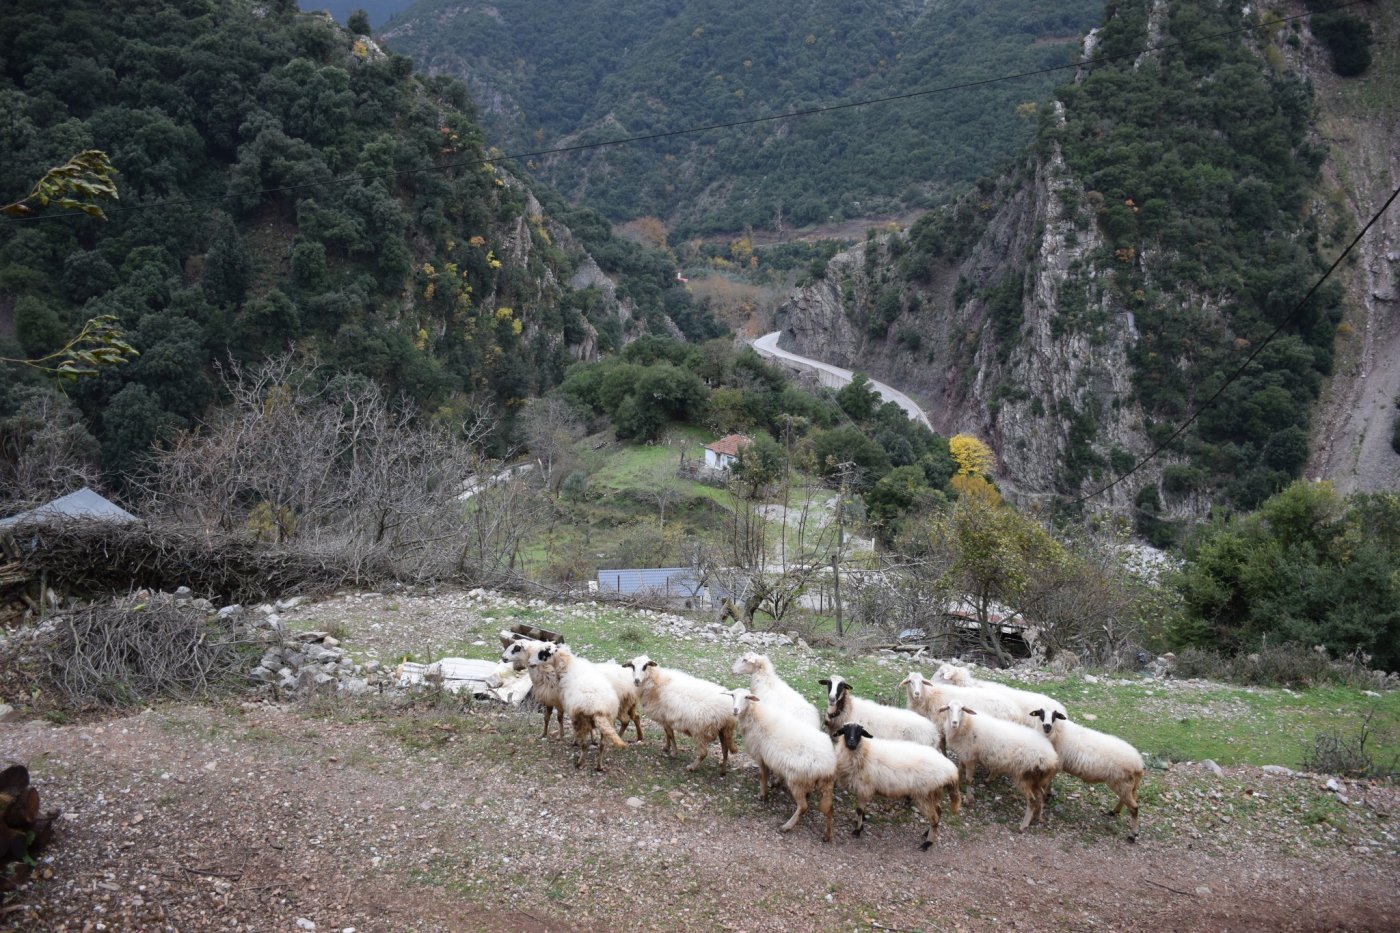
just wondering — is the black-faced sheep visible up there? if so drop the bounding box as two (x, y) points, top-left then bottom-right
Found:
(832, 723), (961, 851)
(1030, 708), (1144, 841)
(501, 635), (565, 739)
(820, 674), (940, 746)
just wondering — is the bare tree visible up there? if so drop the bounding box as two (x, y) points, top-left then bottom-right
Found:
(0, 388), (101, 510)
(647, 479), (684, 531)
(521, 396), (584, 494)
(137, 353), (517, 581)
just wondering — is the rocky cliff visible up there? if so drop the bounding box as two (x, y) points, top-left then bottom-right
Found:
(779, 0), (1390, 524)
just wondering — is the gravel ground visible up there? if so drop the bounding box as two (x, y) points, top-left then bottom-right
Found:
(3, 590), (1398, 932)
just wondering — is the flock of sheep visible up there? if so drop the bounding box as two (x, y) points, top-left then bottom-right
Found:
(499, 634), (1145, 850)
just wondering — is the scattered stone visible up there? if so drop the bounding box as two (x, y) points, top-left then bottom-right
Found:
(0, 703), (17, 723)
(173, 586), (192, 598)
(1202, 759), (1224, 778)
(1261, 765), (1295, 777)
(277, 596), (308, 611)
(1195, 886), (1212, 897)
(1326, 778), (1342, 793)
(1363, 690), (1381, 698)
(216, 604), (244, 620)
(625, 797), (644, 809)
(296, 919), (316, 931)
(1083, 674), (1099, 684)
(1082, 713), (1098, 722)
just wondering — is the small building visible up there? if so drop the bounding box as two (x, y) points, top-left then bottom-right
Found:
(702, 434), (752, 471)
(596, 567), (708, 603)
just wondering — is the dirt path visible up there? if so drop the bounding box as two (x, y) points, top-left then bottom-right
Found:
(3, 696), (1398, 933)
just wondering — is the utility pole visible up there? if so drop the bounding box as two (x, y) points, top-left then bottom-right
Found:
(831, 460), (854, 637)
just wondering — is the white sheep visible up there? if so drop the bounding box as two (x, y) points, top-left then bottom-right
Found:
(832, 723), (961, 851)
(1029, 708), (1144, 841)
(500, 635), (564, 739)
(625, 654), (737, 773)
(900, 672), (1025, 726)
(934, 663), (1068, 721)
(732, 652), (821, 729)
(726, 688), (834, 841)
(820, 674), (940, 747)
(936, 700), (1057, 831)
(529, 643), (627, 771)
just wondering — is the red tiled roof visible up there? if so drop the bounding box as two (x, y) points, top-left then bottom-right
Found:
(703, 434), (753, 457)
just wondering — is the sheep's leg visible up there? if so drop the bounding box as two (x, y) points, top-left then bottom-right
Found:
(780, 781), (808, 833)
(947, 776), (962, 815)
(718, 725), (733, 774)
(685, 733), (710, 773)
(852, 791), (873, 837)
(1108, 775), (1142, 841)
(817, 779), (833, 843)
(629, 703), (645, 743)
(919, 791), (941, 851)
(541, 705), (554, 739)
(1018, 789), (1036, 831)
(662, 724), (677, 756)
(758, 761), (771, 802)
(958, 756), (976, 802)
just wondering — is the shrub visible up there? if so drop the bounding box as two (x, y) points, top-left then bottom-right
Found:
(1302, 711), (1396, 779)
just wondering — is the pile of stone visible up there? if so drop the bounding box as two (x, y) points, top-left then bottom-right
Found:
(247, 625), (384, 698)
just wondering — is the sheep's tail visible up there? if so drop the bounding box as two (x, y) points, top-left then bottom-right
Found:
(595, 714), (628, 749)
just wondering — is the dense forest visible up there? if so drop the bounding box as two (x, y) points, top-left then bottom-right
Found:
(379, 0), (1104, 237)
(0, 0), (718, 493)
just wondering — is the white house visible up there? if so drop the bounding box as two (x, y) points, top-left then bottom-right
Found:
(702, 434), (752, 471)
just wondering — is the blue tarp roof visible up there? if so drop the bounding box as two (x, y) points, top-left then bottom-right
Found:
(0, 487), (139, 529)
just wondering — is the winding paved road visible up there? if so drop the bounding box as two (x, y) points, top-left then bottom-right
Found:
(751, 331), (933, 429)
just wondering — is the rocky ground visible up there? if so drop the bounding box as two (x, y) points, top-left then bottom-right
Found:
(2, 589), (1398, 932)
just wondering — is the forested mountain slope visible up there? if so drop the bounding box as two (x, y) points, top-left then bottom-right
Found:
(380, 0), (1103, 237)
(0, 0), (718, 488)
(778, 0), (1387, 535)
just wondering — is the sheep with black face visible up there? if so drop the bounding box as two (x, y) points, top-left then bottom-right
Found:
(820, 674), (940, 747)
(1029, 708), (1144, 841)
(832, 723), (961, 851)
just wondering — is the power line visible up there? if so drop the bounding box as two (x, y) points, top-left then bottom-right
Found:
(2, 0), (1368, 225)
(1074, 181), (1400, 507)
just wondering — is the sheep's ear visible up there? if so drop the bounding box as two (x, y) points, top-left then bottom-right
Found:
(859, 726), (874, 739)
(1029, 708), (1043, 720)
(1053, 710), (1067, 721)
(936, 705), (949, 713)
(645, 660), (657, 669)
(964, 707), (979, 716)
(748, 693), (761, 702)
(819, 678), (831, 688)
(898, 675), (911, 686)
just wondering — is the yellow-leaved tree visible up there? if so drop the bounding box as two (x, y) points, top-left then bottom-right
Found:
(948, 433), (999, 502)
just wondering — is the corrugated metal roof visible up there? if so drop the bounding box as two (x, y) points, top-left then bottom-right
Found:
(0, 487), (139, 529)
(596, 567), (705, 597)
